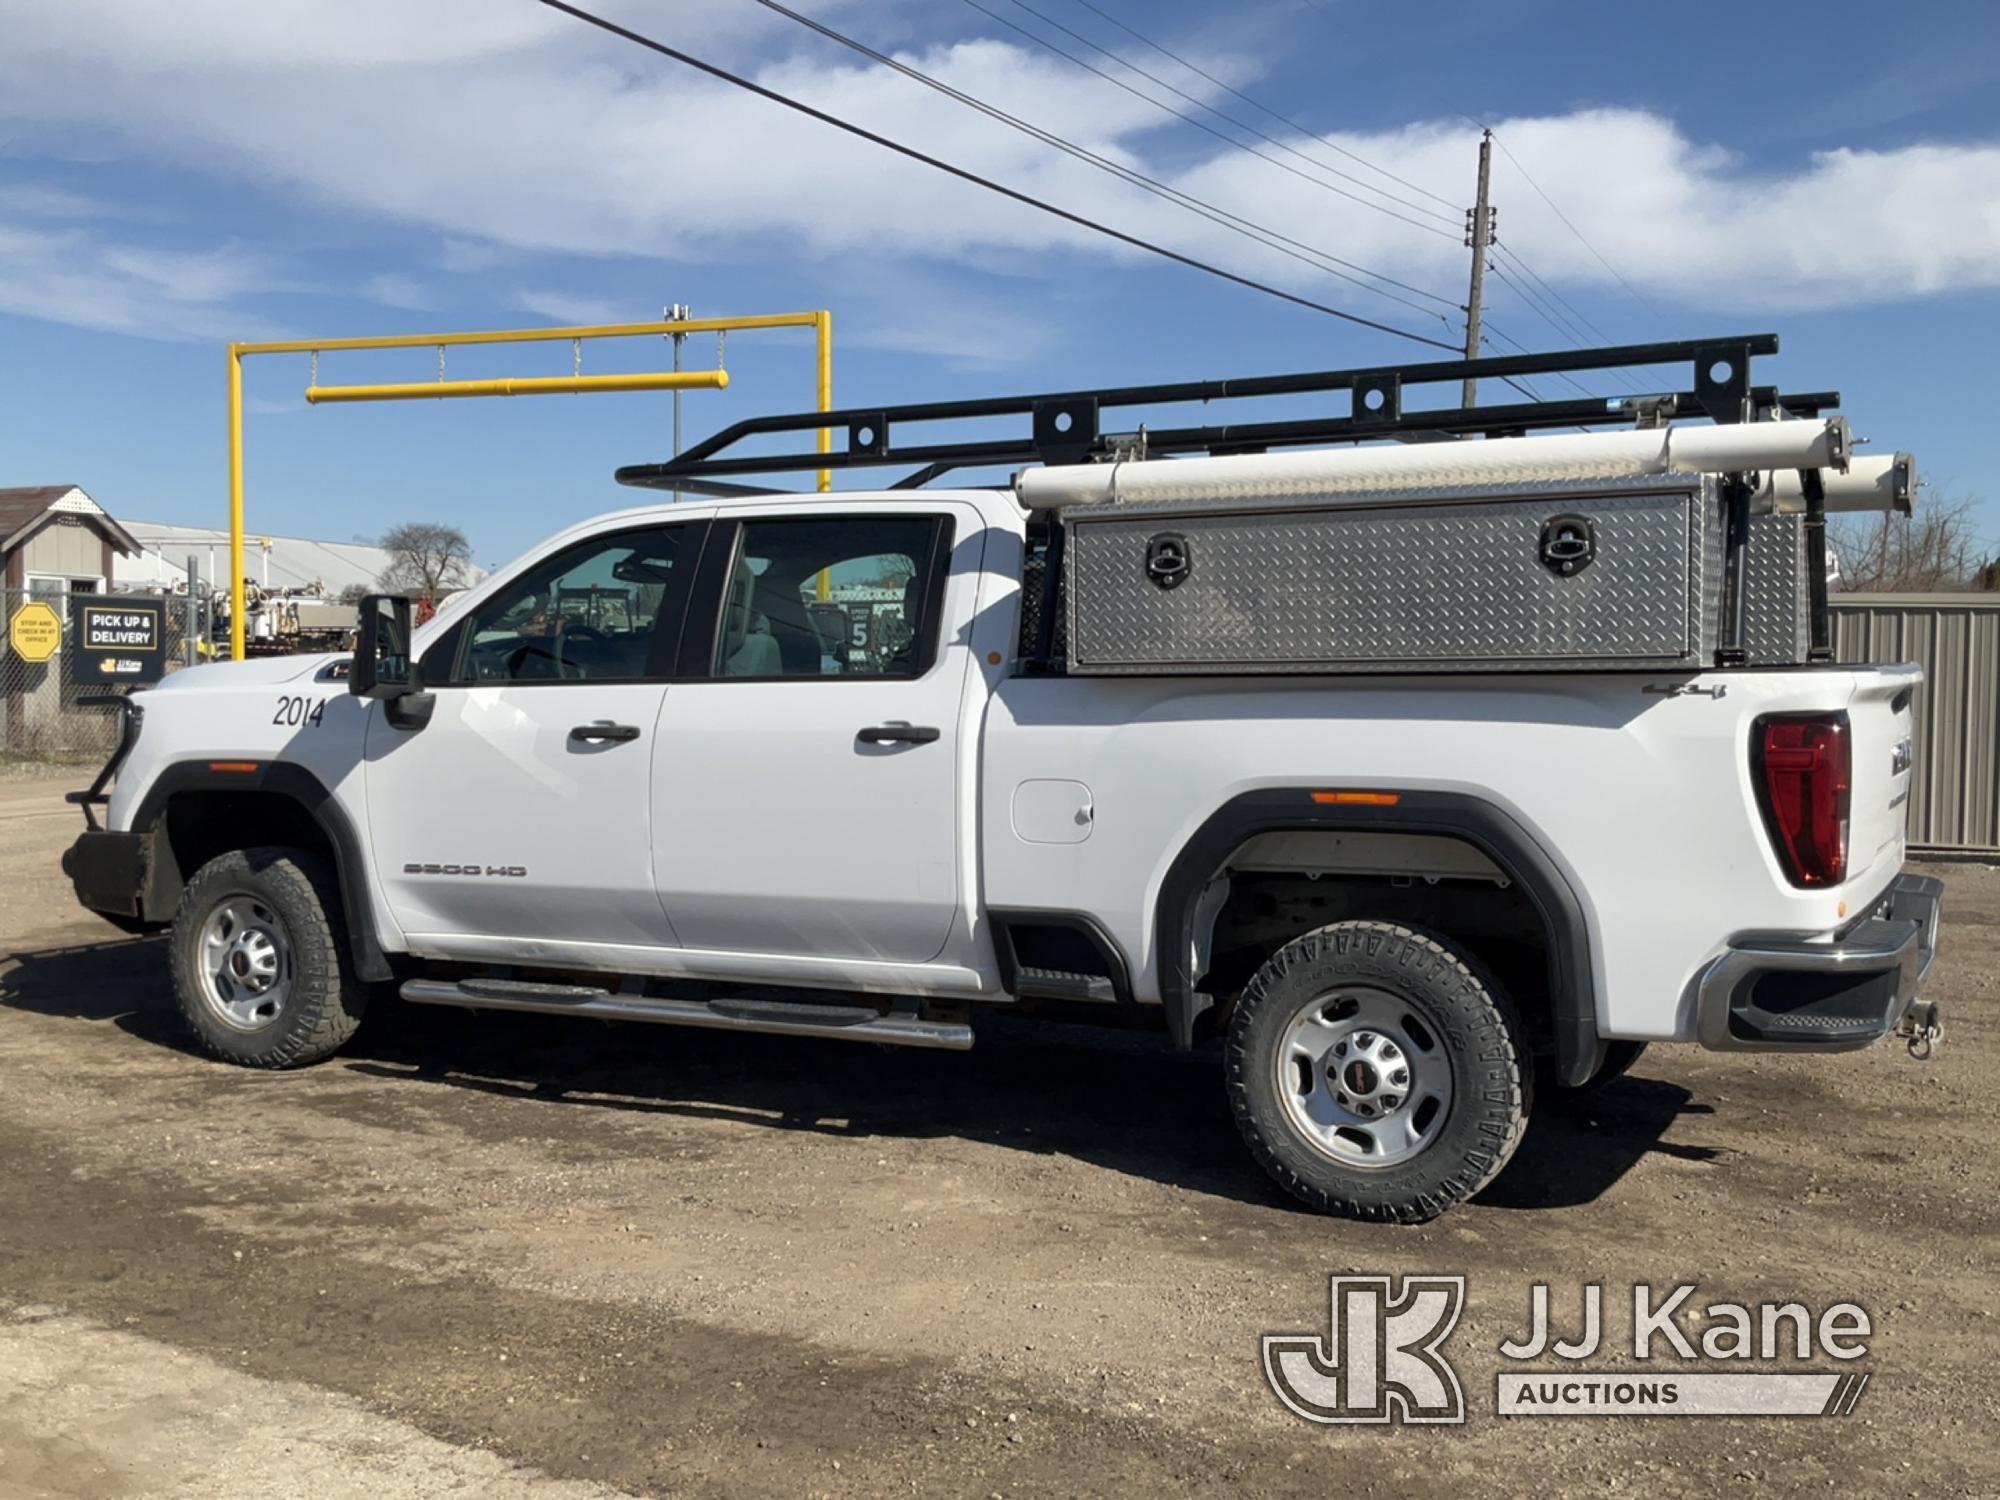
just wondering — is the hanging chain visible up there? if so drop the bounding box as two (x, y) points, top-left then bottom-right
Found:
(716, 329), (727, 371)
(309, 350), (319, 391)
(573, 338), (582, 377)
(437, 345), (446, 383)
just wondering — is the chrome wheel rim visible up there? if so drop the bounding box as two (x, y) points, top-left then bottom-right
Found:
(1274, 986), (1454, 1170)
(196, 895), (294, 1032)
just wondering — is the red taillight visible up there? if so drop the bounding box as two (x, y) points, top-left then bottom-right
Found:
(1754, 715), (1850, 887)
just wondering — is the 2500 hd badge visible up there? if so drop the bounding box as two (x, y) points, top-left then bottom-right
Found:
(402, 863), (529, 877)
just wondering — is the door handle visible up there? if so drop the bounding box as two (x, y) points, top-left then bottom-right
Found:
(857, 722), (941, 745)
(570, 722), (641, 744)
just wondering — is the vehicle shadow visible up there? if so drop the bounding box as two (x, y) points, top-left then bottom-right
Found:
(1, 936), (1720, 1217)
(0, 934), (179, 1036)
(1478, 1081), (1725, 1211)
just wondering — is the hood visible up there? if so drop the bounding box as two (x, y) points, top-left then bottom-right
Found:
(143, 652), (344, 692)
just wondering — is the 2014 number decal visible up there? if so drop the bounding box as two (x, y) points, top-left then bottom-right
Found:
(272, 695), (327, 728)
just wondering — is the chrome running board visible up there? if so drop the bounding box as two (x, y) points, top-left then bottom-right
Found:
(399, 978), (974, 1051)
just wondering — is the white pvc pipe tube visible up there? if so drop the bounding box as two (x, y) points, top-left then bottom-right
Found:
(1757, 453), (1915, 515)
(1015, 418), (1852, 509)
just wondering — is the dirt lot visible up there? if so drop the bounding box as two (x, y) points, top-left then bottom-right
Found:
(2, 766), (1996, 1498)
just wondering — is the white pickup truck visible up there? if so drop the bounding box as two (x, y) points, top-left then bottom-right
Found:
(60, 338), (1944, 1221)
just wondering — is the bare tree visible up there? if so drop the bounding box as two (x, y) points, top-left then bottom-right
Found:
(1830, 485), (1994, 593)
(377, 523), (473, 598)
(336, 583), (369, 605)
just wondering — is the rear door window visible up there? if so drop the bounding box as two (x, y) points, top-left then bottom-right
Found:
(709, 516), (947, 679)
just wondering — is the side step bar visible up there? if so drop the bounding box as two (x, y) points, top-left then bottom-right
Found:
(399, 978), (974, 1051)
(1013, 965), (1119, 1004)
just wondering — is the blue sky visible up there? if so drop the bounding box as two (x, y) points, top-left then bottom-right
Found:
(1, 0), (1996, 568)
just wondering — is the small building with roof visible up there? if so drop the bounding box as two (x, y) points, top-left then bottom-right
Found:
(0, 485), (142, 603)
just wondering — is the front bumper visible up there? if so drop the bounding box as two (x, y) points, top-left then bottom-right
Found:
(62, 827), (173, 931)
(1696, 873), (1942, 1051)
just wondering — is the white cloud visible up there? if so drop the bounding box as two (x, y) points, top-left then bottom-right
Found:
(360, 272), (437, 311)
(512, 289), (620, 326)
(0, 225), (278, 339)
(436, 238), (511, 273)
(0, 183), (110, 219)
(0, 1), (1994, 339)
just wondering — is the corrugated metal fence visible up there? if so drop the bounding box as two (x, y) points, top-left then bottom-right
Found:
(1832, 593), (2000, 855)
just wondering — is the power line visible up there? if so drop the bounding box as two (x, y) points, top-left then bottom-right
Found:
(1484, 260), (1616, 395)
(1063, 0), (1461, 214)
(1484, 261), (1643, 398)
(533, 0), (1461, 349)
(1492, 245), (1612, 347)
(751, 0), (1460, 321)
(1486, 259), (1592, 349)
(961, 0), (1460, 241)
(1005, 0), (1461, 230)
(1491, 245), (1680, 390)
(1477, 123), (1669, 324)
(1480, 320), (1605, 403)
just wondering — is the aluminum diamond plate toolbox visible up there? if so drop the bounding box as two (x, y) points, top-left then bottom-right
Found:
(1064, 475), (1725, 674)
(1742, 513), (1811, 667)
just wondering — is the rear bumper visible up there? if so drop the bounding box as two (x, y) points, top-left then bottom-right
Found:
(1696, 874), (1942, 1051)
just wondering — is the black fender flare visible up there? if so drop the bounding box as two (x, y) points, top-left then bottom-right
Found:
(130, 761), (394, 983)
(1153, 788), (1603, 1085)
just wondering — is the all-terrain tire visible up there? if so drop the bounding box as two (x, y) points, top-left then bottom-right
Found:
(169, 847), (367, 1068)
(1226, 920), (1531, 1223)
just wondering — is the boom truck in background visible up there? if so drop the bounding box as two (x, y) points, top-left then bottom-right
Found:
(61, 336), (1944, 1222)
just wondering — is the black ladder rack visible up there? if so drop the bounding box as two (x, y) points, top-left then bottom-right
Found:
(615, 333), (1835, 493)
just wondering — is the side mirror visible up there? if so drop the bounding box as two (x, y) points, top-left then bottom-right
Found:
(349, 594), (416, 699)
(349, 594), (435, 731)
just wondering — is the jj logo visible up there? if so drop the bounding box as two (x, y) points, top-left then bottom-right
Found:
(1263, 1275), (1466, 1425)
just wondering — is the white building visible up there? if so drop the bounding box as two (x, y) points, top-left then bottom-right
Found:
(113, 521), (483, 597)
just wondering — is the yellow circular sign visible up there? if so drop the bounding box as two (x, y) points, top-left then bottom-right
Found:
(9, 600), (63, 663)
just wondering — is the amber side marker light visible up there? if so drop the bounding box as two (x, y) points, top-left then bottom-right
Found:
(208, 761), (261, 774)
(1311, 790), (1401, 807)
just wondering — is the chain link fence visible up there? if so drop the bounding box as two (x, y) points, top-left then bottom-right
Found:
(1, 585), (209, 766)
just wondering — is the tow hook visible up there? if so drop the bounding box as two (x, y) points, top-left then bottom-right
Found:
(1896, 1001), (1943, 1061)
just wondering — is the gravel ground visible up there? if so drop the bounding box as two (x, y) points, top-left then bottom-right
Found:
(1, 772), (1995, 1498)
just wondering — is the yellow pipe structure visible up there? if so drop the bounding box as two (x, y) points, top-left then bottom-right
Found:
(815, 308), (834, 598)
(816, 309), (833, 495)
(224, 312), (832, 660)
(226, 347), (245, 658)
(305, 369), (729, 404)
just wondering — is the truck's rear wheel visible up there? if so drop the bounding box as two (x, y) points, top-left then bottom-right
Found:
(169, 847), (367, 1068)
(1226, 920), (1530, 1223)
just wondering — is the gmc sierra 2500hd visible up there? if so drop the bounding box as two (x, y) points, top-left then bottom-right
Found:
(61, 336), (1943, 1222)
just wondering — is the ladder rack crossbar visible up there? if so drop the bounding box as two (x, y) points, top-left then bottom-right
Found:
(617, 334), (1823, 491)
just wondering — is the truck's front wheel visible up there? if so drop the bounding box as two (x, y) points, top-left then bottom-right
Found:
(1226, 920), (1530, 1223)
(169, 847), (367, 1068)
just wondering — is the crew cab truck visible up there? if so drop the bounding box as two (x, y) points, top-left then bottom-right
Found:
(60, 336), (1945, 1221)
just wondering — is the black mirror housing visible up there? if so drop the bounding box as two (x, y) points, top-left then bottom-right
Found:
(349, 594), (418, 700)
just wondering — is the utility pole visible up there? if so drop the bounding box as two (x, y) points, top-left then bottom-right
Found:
(1461, 128), (1496, 408)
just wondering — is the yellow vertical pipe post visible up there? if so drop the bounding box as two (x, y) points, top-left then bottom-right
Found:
(815, 309), (835, 600)
(816, 309), (833, 493)
(227, 346), (247, 661)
